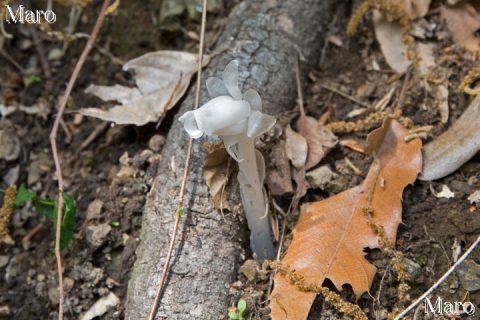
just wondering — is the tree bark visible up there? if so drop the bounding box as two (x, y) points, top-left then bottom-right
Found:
(125, 0), (336, 318)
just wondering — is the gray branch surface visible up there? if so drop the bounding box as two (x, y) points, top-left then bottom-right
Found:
(126, 0), (336, 318)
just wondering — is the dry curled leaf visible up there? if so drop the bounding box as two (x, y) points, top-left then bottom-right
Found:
(297, 115), (337, 170)
(203, 144), (230, 210)
(340, 139), (366, 154)
(270, 119), (422, 320)
(80, 51), (210, 126)
(442, 2), (480, 53)
(373, 10), (411, 74)
(285, 125), (308, 169)
(266, 141), (293, 196)
(420, 95), (480, 180)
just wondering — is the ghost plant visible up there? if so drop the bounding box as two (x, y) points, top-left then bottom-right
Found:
(179, 61), (276, 261)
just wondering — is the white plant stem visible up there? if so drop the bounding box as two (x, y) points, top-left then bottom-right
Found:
(237, 138), (275, 261)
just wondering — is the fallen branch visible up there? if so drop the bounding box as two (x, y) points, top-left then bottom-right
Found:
(146, 1), (208, 319)
(49, 1), (110, 319)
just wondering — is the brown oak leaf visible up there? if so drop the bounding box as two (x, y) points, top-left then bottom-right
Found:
(269, 119), (422, 320)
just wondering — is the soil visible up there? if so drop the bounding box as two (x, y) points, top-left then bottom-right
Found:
(0, 1), (479, 320)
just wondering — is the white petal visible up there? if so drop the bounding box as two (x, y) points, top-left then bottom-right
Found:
(178, 111), (203, 139)
(195, 96), (250, 136)
(247, 111), (276, 138)
(222, 135), (243, 161)
(243, 89), (262, 111)
(222, 60), (242, 100)
(216, 118), (248, 136)
(206, 77), (229, 98)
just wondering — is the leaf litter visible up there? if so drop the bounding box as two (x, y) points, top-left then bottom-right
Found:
(79, 51), (210, 126)
(270, 119), (422, 320)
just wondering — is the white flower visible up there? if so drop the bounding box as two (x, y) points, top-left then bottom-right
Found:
(179, 60), (276, 161)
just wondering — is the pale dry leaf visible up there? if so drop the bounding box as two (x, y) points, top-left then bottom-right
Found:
(435, 83), (449, 124)
(468, 190), (480, 204)
(203, 146), (230, 210)
(270, 119), (422, 320)
(373, 10), (411, 74)
(297, 115), (337, 170)
(430, 184), (455, 199)
(305, 165), (338, 190)
(442, 2), (480, 53)
(285, 125), (308, 169)
(80, 51), (210, 126)
(420, 95), (480, 180)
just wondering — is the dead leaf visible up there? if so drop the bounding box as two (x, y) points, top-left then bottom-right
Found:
(435, 83), (449, 124)
(373, 10), (411, 74)
(285, 125), (308, 169)
(430, 184), (455, 199)
(291, 167), (308, 213)
(270, 119), (422, 320)
(80, 51), (210, 126)
(340, 139), (366, 154)
(442, 2), (480, 53)
(203, 145), (230, 210)
(297, 115), (337, 170)
(305, 165), (338, 190)
(266, 141), (293, 195)
(468, 190), (480, 205)
(420, 95), (480, 181)
(373, 8), (435, 75)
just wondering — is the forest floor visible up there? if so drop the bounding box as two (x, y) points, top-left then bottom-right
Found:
(0, 1), (479, 319)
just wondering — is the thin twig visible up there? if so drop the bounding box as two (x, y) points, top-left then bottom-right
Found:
(49, 2), (110, 319)
(31, 26), (52, 78)
(79, 121), (109, 151)
(395, 65), (412, 113)
(320, 84), (369, 108)
(394, 234), (480, 320)
(147, 1), (208, 319)
(295, 55), (305, 117)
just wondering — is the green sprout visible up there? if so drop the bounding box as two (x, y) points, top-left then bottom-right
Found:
(228, 299), (247, 320)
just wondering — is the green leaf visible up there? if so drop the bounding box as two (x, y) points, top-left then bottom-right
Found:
(52, 192), (77, 251)
(237, 300), (247, 314)
(15, 185), (37, 206)
(228, 311), (239, 320)
(33, 198), (55, 219)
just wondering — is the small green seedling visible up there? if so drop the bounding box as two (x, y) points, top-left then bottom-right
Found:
(228, 299), (247, 320)
(15, 185), (77, 251)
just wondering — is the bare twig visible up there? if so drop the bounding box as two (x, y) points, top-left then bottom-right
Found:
(295, 56), (305, 117)
(395, 65), (412, 113)
(49, 2), (110, 319)
(320, 84), (369, 108)
(31, 27), (52, 78)
(394, 234), (480, 320)
(147, 1), (208, 319)
(79, 121), (109, 151)
(0, 49), (25, 74)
